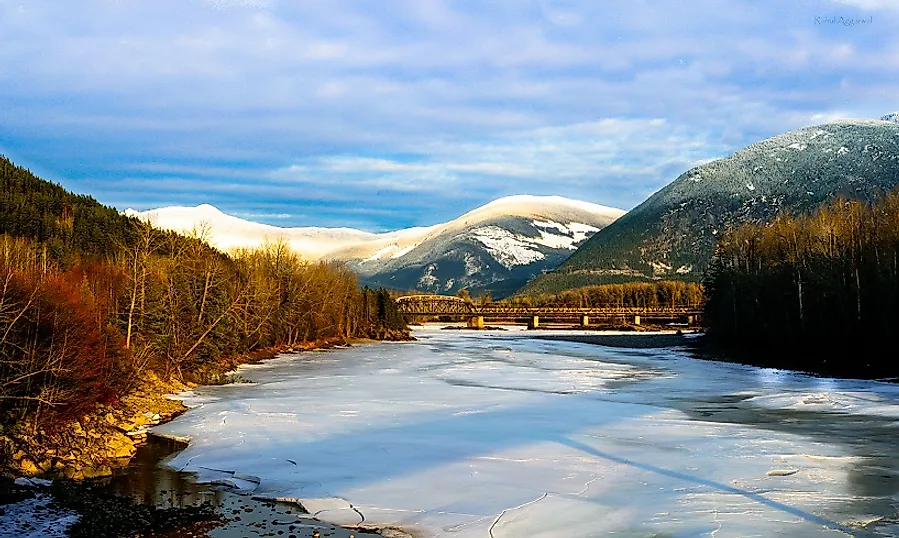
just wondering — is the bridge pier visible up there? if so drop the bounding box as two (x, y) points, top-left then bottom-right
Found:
(632, 315), (641, 326)
(467, 315), (484, 329)
(528, 315), (540, 330)
(580, 315), (589, 327)
(686, 315), (695, 326)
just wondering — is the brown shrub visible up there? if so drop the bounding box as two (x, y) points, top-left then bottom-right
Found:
(0, 267), (130, 430)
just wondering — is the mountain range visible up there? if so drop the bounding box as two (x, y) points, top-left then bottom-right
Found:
(521, 113), (899, 295)
(131, 112), (899, 298)
(127, 195), (625, 298)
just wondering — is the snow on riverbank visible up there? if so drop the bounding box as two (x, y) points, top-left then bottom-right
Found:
(0, 493), (79, 538)
(153, 328), (899, 537)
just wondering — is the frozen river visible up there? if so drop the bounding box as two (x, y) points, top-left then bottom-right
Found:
(154, 327), (899, 537)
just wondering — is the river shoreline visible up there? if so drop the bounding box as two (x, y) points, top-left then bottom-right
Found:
(109, 433), (395, 538)
(0, 337), (400, 538)
(1, 433), (394, 538)
(532, 331), (700, 349)
(535, 330), (899, 382)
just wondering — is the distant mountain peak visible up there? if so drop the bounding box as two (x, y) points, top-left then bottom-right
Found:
(882, 112), (899, 124)
(124, 204), (376, 259)
(125, 203), (224, 218)
(326, 196), (623, 297)
(194, 203), (224, 213)
(476, 194), (624, 215)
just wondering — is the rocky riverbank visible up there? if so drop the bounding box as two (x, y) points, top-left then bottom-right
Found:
(1, 433), (396, 538)
(0, 337), (412, 538)
(1, 371), (191, 480)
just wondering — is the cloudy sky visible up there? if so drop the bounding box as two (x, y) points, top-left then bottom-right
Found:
(0, 0), (896, 230)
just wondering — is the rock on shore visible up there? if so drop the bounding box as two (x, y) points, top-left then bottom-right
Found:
(1, 372), (190, 480)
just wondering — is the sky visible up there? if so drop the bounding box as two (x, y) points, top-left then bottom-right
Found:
(0, 0), (897, 231)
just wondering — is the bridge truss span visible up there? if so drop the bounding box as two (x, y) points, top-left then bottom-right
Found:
(395, 295), (703, 324)
(395, 295), (476, 315)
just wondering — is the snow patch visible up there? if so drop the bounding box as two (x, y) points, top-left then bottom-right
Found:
(470, 226), (546, 268)
(467, 220), (600, 269)
(649, 260), (673, 274)
(14, 477), (53, 487)
(390, 244), (417, 259)
(532, 220), (598, 249)
(418, 264), (439, 289)
(364, 245), (399, 262)
(0, 494), (79, 538)
(463, 252), (483, 276)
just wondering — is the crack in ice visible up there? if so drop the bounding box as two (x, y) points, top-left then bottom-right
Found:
(312, 495), (366, 525)
(573, 476), (600, 496)
(488, 492), (549, 538)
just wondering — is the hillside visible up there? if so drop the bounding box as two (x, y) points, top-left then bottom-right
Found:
(520, 115), (899, 295)
(124, 204), (376, 260)
(0, 155), (138, 260)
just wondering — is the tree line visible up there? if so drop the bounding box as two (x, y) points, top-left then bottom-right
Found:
(511, 280), (704, 308)
(0, 230), (406, 431)
(0, 155), (406, 432)
(703, 190), (899, 376)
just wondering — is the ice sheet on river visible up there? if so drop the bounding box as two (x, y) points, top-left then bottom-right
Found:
(154, 328), (899, 537)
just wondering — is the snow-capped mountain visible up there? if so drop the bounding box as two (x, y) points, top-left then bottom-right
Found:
(326, 195), (624, 297)
(123, 204), (376, 260)
(127, 196), (624, 297)
(522, 115), (899, 295)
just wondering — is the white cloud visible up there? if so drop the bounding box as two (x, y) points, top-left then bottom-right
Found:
(829, 0), (899, 10)
(0, 0), (897, 229)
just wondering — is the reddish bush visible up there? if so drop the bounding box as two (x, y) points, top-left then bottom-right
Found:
(66, 261), (127, 328)
(0, 267), (131, 430)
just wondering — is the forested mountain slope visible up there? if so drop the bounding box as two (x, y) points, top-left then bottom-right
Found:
(0, 155), (138, 260)
(520, 116), (899, 295)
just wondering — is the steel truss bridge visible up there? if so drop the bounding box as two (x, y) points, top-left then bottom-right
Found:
(396, 295), (703, 328)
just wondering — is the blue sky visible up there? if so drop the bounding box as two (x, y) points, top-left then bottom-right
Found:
(0, 0), (896, 230)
